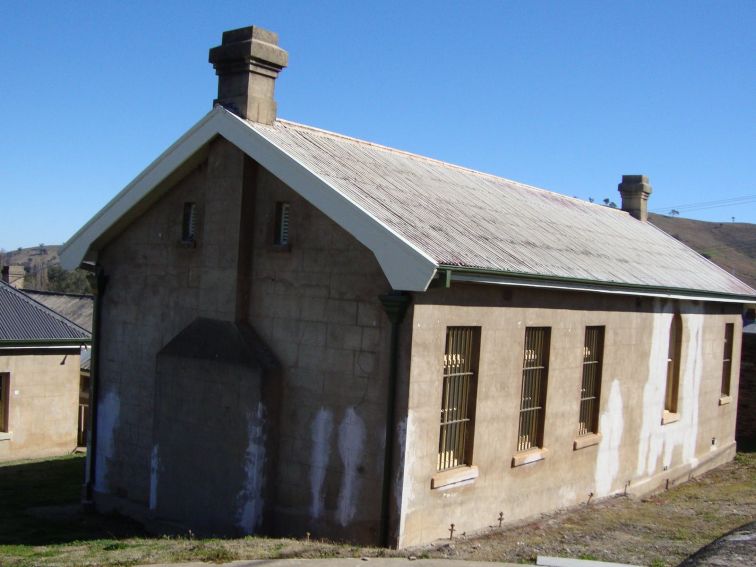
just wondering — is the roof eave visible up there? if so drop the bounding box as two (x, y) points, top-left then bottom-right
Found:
(0, 338), (91, 349)
(440, 265), (756, 304)
(59, 107), (437, 292)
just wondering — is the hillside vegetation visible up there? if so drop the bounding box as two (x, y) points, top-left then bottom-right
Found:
(649, 214), (756, 290)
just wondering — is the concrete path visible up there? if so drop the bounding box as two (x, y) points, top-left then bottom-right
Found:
(143, 560), (519, 566)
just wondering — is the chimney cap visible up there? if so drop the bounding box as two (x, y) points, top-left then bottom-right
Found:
(618, 174), (653, 222)
(208, 25), (288, 124)
(209, 25), (288, 71)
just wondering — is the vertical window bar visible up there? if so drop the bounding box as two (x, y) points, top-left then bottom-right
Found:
(518, 327), (550, 452)
(438, 327), (479, 471)
(579, 326), (604, 436)
(721, 323), (734, 397)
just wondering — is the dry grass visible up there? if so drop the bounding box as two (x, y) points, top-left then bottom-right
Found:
(1, 452), (754, 566)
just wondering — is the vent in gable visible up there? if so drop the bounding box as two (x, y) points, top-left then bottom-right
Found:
(274, 202), (290, 247)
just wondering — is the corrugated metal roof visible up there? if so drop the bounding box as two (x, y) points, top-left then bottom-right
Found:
(0, 281), (91, 343)
(248, 119), (756, 297)
(22, 290), (94, 332)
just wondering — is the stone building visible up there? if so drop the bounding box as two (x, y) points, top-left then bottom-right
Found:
(0, 280), (91, 461)
(60, 26), (756, 547)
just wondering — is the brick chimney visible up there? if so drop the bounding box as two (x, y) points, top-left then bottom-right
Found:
(1, 265), (25, 289)
(618, 175), (653, 222)
(209, 26), (288, 124)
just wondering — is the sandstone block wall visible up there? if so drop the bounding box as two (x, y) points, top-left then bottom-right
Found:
(94, 138), (393, 543)
(0, 349), (80, 461)
(396, 285), (741, 546)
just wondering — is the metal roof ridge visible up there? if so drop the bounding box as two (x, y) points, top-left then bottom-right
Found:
(0, 281), (91, 338)
(268, 118), (627, 216)
(22, 288), (94, 300)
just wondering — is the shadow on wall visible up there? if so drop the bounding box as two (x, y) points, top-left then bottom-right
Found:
(736, 333), (756, 452)
(0, 455), (148, 546)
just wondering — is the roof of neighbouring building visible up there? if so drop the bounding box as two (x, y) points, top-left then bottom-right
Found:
(0, 280), (91, 345)
(22, 289), (94, 332)
(60, 107), (756, 301)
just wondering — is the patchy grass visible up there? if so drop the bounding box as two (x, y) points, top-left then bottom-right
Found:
(0, 452), (754, 566)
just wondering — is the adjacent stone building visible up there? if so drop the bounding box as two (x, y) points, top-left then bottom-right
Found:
(60, 26), (756, 547)
(0, 280), (91, 461)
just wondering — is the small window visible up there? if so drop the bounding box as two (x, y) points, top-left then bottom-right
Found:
(721, 323), (734, 397)
(274, 202), (290, 246)
(578, 326), (604, 436)
(664, 314), (682, 415)
(181, 202), (197, 243)
(0, 373), (9, 433)
(517, 327), (550, 452)
(437, 327), (480, 471)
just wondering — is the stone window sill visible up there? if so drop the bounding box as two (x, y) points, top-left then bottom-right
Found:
(719, 396), (732, 406)
(0, 431), (11, 441)
(661, 411), (680, 425)
(512, 447), (548, 467)
(573, 432), (602, 451)
(431, 465), (479, 489)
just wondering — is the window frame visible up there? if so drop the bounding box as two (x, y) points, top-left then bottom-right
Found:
(578, 326), (604, 438)
(663, 313), (682, 422)
(436, 326), (480, 474)
(720, 323), (734, 402)
(516, 327), (551, 455)
(0, 373), (9, 434)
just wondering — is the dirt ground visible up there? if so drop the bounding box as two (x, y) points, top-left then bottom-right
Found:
(1, 452), (754, 566)
(406, 452), (756, 566)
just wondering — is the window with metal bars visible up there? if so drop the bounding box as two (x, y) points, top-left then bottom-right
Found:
(437, 327), (480, 472)
(517, 327), (550, 452)
(578, 326), (604, 436)
(664, 314), (682, 414)
(181, 202), (197, 243)
(721, 323), (734, 397)
(0, 373), (9, 433)
(274, 202), (291, 246)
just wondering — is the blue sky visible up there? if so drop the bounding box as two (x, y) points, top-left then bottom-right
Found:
(1, 1), (754, 251)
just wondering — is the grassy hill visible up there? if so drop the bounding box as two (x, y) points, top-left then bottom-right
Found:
(649, 213), (756, 291)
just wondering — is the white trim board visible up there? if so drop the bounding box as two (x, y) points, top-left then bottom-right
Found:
(59, 107), (438, 292)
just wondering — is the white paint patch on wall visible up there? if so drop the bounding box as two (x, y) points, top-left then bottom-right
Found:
(394, 417), (407, 514)
(149, 444), (159, 511)
(664, 310), (704, 469)
(94, 389), (120, 492)
(397, 412), (417, 543)
(309, 407), (334, 519)
(336, 407), (366, 527)
(236, 402), (266, 534)
(637, 302), (705, 478)
(637, 302), (673, 477)
(595, 379), (624, 497)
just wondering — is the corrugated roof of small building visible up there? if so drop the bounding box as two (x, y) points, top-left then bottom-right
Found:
(248, 118), (756, 297)
(0, 281), (91, 344)
(22, 289), (94, 332)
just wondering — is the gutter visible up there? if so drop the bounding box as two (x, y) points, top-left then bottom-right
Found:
(378, 292), (411, 548)
(0, 339), (90, 348)
(82, 265), (108, 506)
(437, 265), (756, 304)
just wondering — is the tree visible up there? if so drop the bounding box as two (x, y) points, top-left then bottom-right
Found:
(669, 209), (680, 216)
(602, 198), (618, 208)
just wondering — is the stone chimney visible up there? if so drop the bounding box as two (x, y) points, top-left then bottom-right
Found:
(1, 265), (25, 289)
(209, 26), (288, 124)
(618, 175), (653, 222)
